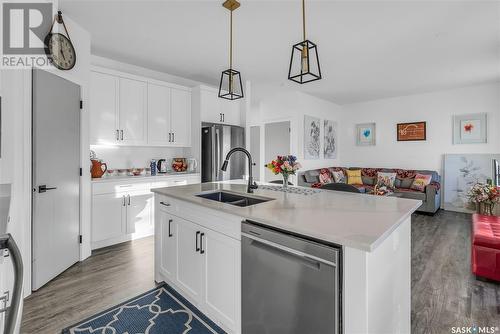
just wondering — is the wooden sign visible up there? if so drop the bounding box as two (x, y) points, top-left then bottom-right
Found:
(397, 122), (426, 141)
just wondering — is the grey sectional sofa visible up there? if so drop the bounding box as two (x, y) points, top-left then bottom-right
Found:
(297, 167), (441, 214)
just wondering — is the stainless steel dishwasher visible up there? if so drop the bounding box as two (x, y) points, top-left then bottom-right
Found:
(242, 220), (341, 334)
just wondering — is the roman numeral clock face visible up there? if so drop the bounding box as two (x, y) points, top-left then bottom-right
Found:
(46, 33), (76, 70)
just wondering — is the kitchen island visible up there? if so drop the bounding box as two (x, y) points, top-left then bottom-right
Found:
(152, 182), (421, 334)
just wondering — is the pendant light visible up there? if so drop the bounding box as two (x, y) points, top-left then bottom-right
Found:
(288, 0), (322, 84)
(218, 0), (244, 100)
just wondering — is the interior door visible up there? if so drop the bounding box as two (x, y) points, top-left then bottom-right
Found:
(176, 218), (203, 303)
(119, 77), (147, 145)
(147, 83), (171, 146)
(170, 88), (191, 146)
(32, 69), (80, 290)
(89, 71), (119, 144)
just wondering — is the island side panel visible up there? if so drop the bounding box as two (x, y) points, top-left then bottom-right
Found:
(343, 216), (411, 334)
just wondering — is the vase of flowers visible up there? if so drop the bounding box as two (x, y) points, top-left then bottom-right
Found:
(265, 155), (301, 189)
(467, 183), (500, 216)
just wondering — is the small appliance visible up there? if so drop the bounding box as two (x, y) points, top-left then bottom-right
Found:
(157, 159), (168, 173)
(150, 160), (157, 176)
(188, 158), (198, 173)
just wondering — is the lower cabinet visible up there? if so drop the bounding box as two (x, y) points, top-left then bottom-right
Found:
(156, 206), (240, 333)
(92, 193), (126, 243)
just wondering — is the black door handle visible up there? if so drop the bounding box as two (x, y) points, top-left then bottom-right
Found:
(200, 233), (205, 254)
(195, 231), (200, 252)
(38, 185), (57, 193)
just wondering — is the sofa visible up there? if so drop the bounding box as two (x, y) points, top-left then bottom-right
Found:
(472, 214), (500, 281)
(298, 167), (441, 213)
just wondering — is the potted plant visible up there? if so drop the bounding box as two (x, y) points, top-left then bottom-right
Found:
(265, 155), (301, 189)
(467, 183), (500, 216)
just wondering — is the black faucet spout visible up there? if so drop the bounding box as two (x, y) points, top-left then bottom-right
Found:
(221, 147), (258, 193)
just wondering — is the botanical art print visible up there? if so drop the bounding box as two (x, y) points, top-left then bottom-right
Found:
(324, 120), (337, 159)
(453, 113), (487, 144)
(356, 123), (376, 146)
(304, 115), (320, 159)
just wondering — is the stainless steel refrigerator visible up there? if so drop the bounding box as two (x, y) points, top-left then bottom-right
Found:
(201, 123), (245, 183)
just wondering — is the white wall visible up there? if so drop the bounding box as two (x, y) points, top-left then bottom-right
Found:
(248, 84), (343, 182)
(340, 83), (500, 173)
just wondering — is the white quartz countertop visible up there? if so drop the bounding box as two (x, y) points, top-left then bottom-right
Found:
(92, 172), (200, 183)
(151, 182), (421, 252)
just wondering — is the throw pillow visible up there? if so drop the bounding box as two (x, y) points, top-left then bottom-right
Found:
(377, 172), (397, 189)
(331, 170), (346, 183)
(346, 169), (363, 185)
(399, 178), (414, 189)
(362, 176), (375, 186)
(410, 173), (432, 192)
(304, 171), (319, 184)
(319, 168), (333, 184)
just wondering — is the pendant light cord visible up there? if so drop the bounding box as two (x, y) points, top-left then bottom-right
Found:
(302, 0), (306, 41)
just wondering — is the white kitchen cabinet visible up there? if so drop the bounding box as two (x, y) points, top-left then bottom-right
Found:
(157, 209), (177, 282)
(90, 71), (119, 144)
(203, 228), (240, 330)
(147, 83), (171, 146)
(92, 192), (126, 243)
(170, 88), (191, 147)
(196, 85), (241, 126)
(119, 77), (148, 145)
(126, 191), (153, 235)
(176, 216), (204, 303)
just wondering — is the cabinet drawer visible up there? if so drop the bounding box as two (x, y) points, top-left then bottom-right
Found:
(93, 180), (152, 195)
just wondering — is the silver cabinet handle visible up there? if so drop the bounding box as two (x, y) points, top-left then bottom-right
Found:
(127, 194), (131, 206)
(116, 129), (119, 140)
(120, 130), (124, 140)
(122, 195), (126, 206)
(222, 113), (225, 122)
(168, 132), (171, 142)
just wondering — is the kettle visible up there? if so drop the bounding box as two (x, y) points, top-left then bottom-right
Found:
(91, 159), (107, 178)
(157, 159), (168, 173)
(188, 158), (198, 173)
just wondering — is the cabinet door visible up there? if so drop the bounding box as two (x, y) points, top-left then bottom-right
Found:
(90, 72), (119, 144)
(200, 88), (222, 123)
(126, 192), (153, 236)
(119, 77), (148, 145)
(92, 193), (126, 243)
(158, 210), (177, 282)
(176, 218), (204, 303)
(202, 228), (240, 331)
(148, 83), (171, 146)
(220, 99), (241, 126)
(170, 88), (191, 147)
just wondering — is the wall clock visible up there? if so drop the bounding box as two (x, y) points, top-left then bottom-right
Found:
(45, 11), (76, 71)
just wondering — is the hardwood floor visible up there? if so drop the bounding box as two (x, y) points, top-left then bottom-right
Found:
(411, 210), (500, 334)
(20, 211), (500, 333)
(21, 237), (156, 333)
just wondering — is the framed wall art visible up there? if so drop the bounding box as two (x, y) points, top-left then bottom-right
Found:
(453, 113), (487, 144)
(304, 115), (320, 159)
(397, 121), (426, 141)
(324, 120), (338, 159)
(356, 123), (376, 146)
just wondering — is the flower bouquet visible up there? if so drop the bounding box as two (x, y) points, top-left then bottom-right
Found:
(265, 155), (301, 189)
(467, 183), (500, 215)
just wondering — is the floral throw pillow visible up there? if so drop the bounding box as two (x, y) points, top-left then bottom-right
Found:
(331, 170), (346, 183)
(410, 174), (432, 192)
(319, 168), (333, 184)
(377, 172), (397, 189)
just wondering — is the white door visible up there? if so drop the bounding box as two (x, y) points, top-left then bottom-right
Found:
(202, 229), (240, 330)
(119, 77), (147, 145)
(176, 218), (204, 303)
(126, 191), (153, 236)
(158, 210), (177, 281)
(90, 71), (119, 144)
(170, 88), (191, 146)
(220, 99), (241, 126)
(200, 88), (221, 124)
(32, 70), (81, 290)
(147, 83), (171, 146)
(92, 193), (126, 243)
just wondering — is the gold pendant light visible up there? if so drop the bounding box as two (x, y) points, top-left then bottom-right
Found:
(288, 0), (322, 84)
(218, 0), (244, 100)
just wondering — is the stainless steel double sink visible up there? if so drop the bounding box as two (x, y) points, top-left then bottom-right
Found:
(195, 191), (273, 207)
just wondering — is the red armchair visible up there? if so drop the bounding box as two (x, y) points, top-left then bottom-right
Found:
(472, 214), (500, 281)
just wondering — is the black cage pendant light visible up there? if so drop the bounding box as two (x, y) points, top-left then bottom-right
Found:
(288, 0), (322, 84)
(218, 0), (244, 100)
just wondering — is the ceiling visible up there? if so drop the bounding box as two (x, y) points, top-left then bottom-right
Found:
(60, 0), (500, 105)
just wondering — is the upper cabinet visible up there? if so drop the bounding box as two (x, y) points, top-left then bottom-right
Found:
(195, 86), (241, 126)
(90, 67), (192, 147)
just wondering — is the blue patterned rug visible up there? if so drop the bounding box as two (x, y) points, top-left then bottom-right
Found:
(62, 283), (226, 334)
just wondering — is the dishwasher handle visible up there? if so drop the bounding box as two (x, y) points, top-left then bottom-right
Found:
(0, 233), (24, 334)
